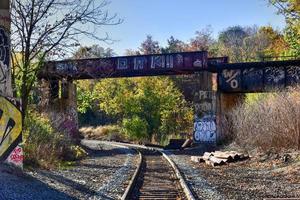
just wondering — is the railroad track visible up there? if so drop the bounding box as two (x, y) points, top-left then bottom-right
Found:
(123, 148), (190, 200)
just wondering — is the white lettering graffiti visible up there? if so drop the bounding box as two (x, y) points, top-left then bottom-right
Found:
(151, 56), (165, 69)
(194, 115), (216, 142)
(117, 58), (128, 70)
(222, 69), (240, 89)
(134, 57), (147, 70)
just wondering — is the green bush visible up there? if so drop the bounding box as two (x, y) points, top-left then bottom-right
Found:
(24, 109), (87, 169)
(122, 116), (149, 141)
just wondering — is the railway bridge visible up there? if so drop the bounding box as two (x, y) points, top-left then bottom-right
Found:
(36, 51), (300, 144)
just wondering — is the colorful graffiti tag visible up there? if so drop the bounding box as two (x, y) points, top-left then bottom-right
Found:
(0, 97), (22, 162)
(6, 145), (23, 167)
(194, 115), (217, 143)
(193, 90), (217, 143)
(218, 60), (300, 92)
(0, 26), (10, 94)
(0, 4), (11, 96)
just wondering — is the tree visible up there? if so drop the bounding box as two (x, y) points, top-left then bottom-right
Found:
(269, 0), (300, 56)
(73, 45), (115, 59)
(189, 26), (216, 56)
(216, 25), (285, 62)
(74, 45), (116, 125)
(139, 35), (161, 55)
(257, 26), (289, 58)
(93, 77), (193, 143)
(10, 0), (122, 114)
(162, 36), (187, 53)
(269, 0), (300, 21)
(125, 49), (141, 56)
(218, 26), (249, 62)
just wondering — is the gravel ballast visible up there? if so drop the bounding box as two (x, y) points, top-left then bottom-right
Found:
(165, 147), (300, 200)
(0, 140), (139, 200)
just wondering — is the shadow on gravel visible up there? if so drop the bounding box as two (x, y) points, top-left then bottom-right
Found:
(165, 144), (216, 156)
(37, 170), (97, 197)
(0, 170), (76, 200)
(82, 145), (132, 158)
(79, 163), (123, 169)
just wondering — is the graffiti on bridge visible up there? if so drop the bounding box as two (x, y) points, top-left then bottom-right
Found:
(39, 51), (208, 79)
(218, 62), (300, 92)
(0, 96), (22, 163)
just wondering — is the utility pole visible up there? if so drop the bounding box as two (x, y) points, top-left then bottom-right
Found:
(0, 0), (12, 97)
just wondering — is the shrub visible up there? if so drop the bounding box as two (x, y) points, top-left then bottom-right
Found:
(24, 109), (87, 169)
(226, 87), (300, 151)
(122, 116), (149, 142)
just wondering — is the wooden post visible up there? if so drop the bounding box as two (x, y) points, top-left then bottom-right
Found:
(0, 0), (12, 96)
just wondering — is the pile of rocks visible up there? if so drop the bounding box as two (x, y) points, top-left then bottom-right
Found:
(191, 151), (249, 166)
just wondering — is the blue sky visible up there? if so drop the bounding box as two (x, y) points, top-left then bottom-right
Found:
(84, 0), (286, 55)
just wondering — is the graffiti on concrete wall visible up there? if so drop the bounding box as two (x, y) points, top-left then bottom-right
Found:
(47, 81), (79, 139)
(6, 145), (23, 167)
(194, 115), (217, 142)
(0, 97), (22, 163)
(193, 91), (217, 143)
(0, 26), (10, 94)
(51, 113), (78, 138)
(194, 91), (216, 116)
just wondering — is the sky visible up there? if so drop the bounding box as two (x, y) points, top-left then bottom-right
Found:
(83, 0), (286, 56)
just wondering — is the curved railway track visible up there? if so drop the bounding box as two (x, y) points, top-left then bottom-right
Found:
(122, 148), (193, 200)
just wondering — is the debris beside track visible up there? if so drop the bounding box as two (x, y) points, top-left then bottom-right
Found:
(191, 151), (249, 166)
(170, 146), (300, 199)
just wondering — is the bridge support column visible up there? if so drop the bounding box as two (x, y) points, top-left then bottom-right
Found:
(193, 72), (218, 144)
(38, 78), (80, 141)
(216, 93), (245, 142)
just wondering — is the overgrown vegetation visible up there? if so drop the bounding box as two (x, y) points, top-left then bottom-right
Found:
(78, 77), (193, 144)
(23, 109), (87, 169)
(225, 87), (300, 151)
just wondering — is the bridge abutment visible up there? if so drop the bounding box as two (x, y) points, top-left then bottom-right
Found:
(192, 71), (218, 143)
(38, 79), (80, 140)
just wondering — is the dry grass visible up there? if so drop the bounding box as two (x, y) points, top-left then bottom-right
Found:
(79, 125), (126, 141)
(224, 87), (300, 151)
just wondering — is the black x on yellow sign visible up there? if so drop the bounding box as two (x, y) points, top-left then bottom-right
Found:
(0, 97), (22, 161)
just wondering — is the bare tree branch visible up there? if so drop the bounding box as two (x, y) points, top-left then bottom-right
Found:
(10, 0), (123, 113)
